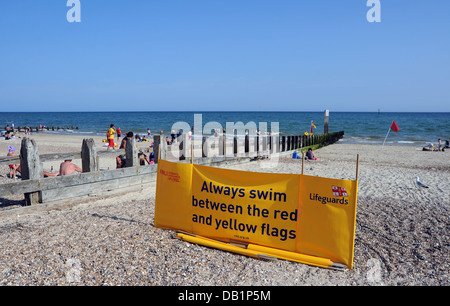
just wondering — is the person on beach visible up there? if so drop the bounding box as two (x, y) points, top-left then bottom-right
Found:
(4, 130), (12, 140)
(438, 139), (442, 151)
(120, 131), (134, 149)
(7, 146), (18, 179)
(138, 149), (151, 165)
(107, 124), (116, 150)
(116, 155), (126, 168)
(116, 131), (134, 168)
(14, 165), (59, 178)
(59, 159), (83, 176)
(117, 127), (121, 141)
(305, 148), (319, 160)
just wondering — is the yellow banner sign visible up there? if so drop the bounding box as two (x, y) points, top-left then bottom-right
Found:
(155, 160), (358, 269)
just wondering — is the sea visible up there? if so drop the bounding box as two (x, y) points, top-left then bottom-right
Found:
(1, 112), (449, 147)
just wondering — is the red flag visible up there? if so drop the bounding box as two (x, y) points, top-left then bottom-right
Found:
(390, 120), (399, 133)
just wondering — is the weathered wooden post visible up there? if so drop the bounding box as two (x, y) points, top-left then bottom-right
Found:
(272, 134), (280, 154)
(179, 133), (188, 161)
(202, 136), (209, 158)
(234, 135), (245, 157)
(20, 138), (43, 205)
(81, 138), (98, 172)
(219, 135), (226, 157)
(153, 135), (167, 163)
(245, 135), (249, 153)
(268, 134), (272, 152)
(281, 136), (286, 152)
(262, 135), (268, 156)
(125, 136), (138, 167)
(247, 135), (255, 157)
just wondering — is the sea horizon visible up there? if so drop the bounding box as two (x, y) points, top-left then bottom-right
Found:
(1, 111), (449, 147)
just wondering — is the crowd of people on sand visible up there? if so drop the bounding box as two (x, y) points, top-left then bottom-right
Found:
(2, 124), (21, 140)
(5, 121), (448, 180)
(114, 131), (156, 169)
(423, 139), (449, 152)
(105, 124), (185, 169)
(6, 145), (82, 180)
(292, 148), (319, 161)
(2, 123), (50, 140)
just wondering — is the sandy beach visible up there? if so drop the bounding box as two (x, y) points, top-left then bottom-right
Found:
(0, 133), (449, 285)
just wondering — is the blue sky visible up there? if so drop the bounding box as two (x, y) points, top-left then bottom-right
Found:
(0, 1), (449, 112)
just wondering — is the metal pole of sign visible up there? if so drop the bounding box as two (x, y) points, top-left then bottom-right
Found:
(191, 140), (194, 164)
(356, 154), (360, 181)
(301, 152), (305, 175)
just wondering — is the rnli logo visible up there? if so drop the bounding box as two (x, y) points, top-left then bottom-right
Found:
(332, 186), (348, 197)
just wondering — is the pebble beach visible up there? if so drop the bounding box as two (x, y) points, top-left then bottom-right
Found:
(0, 133), (449, 285)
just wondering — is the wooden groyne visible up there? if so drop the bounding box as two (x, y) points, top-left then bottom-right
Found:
(0, 131), (343, 206)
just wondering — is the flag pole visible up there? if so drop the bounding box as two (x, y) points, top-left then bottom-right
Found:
(382, 127), (391, 149)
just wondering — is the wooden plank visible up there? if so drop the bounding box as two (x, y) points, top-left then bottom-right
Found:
(0, 149), (125, 167)
(0, 155), (20, 167)
(0, 164), (158, 196)
(39, 152), (82, 162)
(98, 149), (125, 157)
(41, 172), (157, 202)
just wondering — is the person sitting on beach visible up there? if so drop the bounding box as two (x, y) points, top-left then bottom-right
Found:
(5, 130), (13, 140)
(166, 136), (172, 145)
(149, 152), (155, 164)
(305, 148), (319, 160)
(423, 143), (437, 151)
(14, 165), (59, 178)
(120, 132), (134, 149)
(445, 140), (449, 149)
(7, 146), (18, 179)
(117, 132), (137, 168)
(116, 155), (126, 168)
(59, 159), (83, 176)
(138, 149), (151, 166)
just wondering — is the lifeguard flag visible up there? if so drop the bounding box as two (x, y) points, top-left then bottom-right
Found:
(390, 120), (399, 133)
(310, 121), (316, 134)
